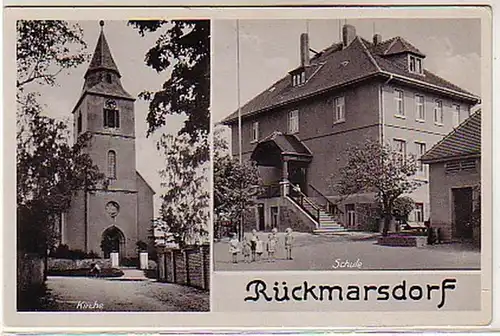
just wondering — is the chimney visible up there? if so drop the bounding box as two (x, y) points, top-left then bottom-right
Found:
(342, 24), (356, 47)
(300, 33), (310, 67)
(373, 33), (382, 45)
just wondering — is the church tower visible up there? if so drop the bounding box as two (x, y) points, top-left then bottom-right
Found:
(63, 21), (154, 259)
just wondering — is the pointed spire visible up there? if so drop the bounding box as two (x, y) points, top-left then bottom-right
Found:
(85, 21), (121, 79)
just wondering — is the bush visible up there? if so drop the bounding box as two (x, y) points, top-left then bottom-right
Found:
(48, 258), (112, 271)
(48, 268), (124, 277)
(148, 260), (157, 270)
(49, 244), (100, 260)
(17, 283), (56, 311)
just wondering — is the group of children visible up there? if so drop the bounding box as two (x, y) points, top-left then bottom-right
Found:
(229, 227), (294, 263)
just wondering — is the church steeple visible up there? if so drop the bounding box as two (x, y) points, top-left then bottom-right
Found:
(80, 20), (133, 100)
(85, 21), (121, 79)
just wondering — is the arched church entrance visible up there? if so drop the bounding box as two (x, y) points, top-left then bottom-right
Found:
(101, 226), (125, 259)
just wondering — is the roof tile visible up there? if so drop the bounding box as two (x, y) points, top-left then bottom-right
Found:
(222, 32), (479, 124)
(421, 110), (481, 162)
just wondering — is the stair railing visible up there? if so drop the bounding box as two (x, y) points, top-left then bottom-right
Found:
(308, 184), (343, 218)
(288, 184), (320, 224)
(257, 183), (281, 199)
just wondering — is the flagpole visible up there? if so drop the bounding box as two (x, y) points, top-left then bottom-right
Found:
(237, 20), (242, 165)
(236, 20), (244, 241)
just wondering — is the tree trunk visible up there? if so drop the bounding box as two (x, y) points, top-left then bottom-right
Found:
(382, 214), (391, 236)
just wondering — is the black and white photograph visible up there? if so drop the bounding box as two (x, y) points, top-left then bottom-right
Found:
(16, 19), (210, 312)
(213, 18), (483, 272)
(4, 5), (493, 330)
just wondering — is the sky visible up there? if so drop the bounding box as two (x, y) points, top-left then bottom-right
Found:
(212, 18), (482, 126)
(30, 20), (184, 215)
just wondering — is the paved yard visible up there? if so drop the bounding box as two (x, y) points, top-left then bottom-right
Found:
(44, 269), (209, 312)
(214, 232), (480, 271)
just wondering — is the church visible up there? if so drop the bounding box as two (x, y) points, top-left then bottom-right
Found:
(61, 21), (155, 259)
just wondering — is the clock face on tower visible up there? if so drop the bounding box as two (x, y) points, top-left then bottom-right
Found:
(105, 99), (117, 110)
(106, 201), (120, 218)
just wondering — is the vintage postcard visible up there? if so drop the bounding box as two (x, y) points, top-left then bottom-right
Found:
(3, 5), (493, 330)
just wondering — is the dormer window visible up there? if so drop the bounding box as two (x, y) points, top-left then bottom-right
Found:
(291, 70), (306, 87)
(105, 73), (112, 83)
(408, 55), (423, 74)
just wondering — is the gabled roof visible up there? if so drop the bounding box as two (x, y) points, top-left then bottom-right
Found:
(85, 26), (121, 78)
(222, 33), (479, 124)
(381, 36), (426, 57)
(421, 110), (481, 163)
(250, 131), (312, 166)
(260, 131), (312, 156)
(136, 171), (156, 195)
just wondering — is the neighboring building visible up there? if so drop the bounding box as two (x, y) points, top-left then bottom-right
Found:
(421, 110), (481, 244)
(61, 21), (155, 258)
(222, 24), (479, 232)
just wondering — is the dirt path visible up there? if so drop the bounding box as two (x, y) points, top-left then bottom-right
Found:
(45, 275), (209, 312)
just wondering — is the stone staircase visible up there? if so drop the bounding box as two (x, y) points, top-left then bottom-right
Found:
(301, 197), (346, 234)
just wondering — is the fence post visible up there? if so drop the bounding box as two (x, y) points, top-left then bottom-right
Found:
(200, 245), (206, 290)
(184, 249), (190, 286)
(171, 250), (176, 283)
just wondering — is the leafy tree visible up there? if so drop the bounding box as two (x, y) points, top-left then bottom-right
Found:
(17, 20), (89, 89)
(128, 20), (210, 247)
(392, 196), (416, 222)
(129, 20), (210, 147)
(157, 132), (209, 248)
(16, 20), (103, 255)
(213, 129), (262, 239)
(332, 140), (424, 236)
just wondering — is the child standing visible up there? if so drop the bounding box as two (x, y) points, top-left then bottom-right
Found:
(255, 236), (264, 261)
(250, 229), (258, 261)
(229, 233), (240, 263)
(266, 233), (277, 262)
(242, 236), (251, 263)
(284, 227), (294, 260)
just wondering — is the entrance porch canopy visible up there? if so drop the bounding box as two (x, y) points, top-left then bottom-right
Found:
(250, 131), (312, 167)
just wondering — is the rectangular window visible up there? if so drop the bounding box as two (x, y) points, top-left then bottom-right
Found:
(415, 142), (426, 174)
(414, 203), (424, 222)
(288, 110), (299, 134)
(395, 89), (404, 117)
(333, 96), (345, 123)
(346, 204), (355, 227)
(292, 72), (306, 87)
(453, 104), (461, 127)
(416, 58), (422, 73)
(409, 56), (416, 72)
(104, 109), (120, 128)
(393, 139), (407, 163)
(77, 112), (82, 133)
(409, 55), (423, 74)
(251, 121), (259, 142)
(434, 100), (443, 125)
(415, 95), (425, 121)
(445, 159), (477, 173)
(460, 159), (477, 171)
(270, 206), (279, 228)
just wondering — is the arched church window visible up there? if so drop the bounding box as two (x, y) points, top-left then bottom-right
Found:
(103, 100), (120, 128)
(107, 150), (116, 179)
